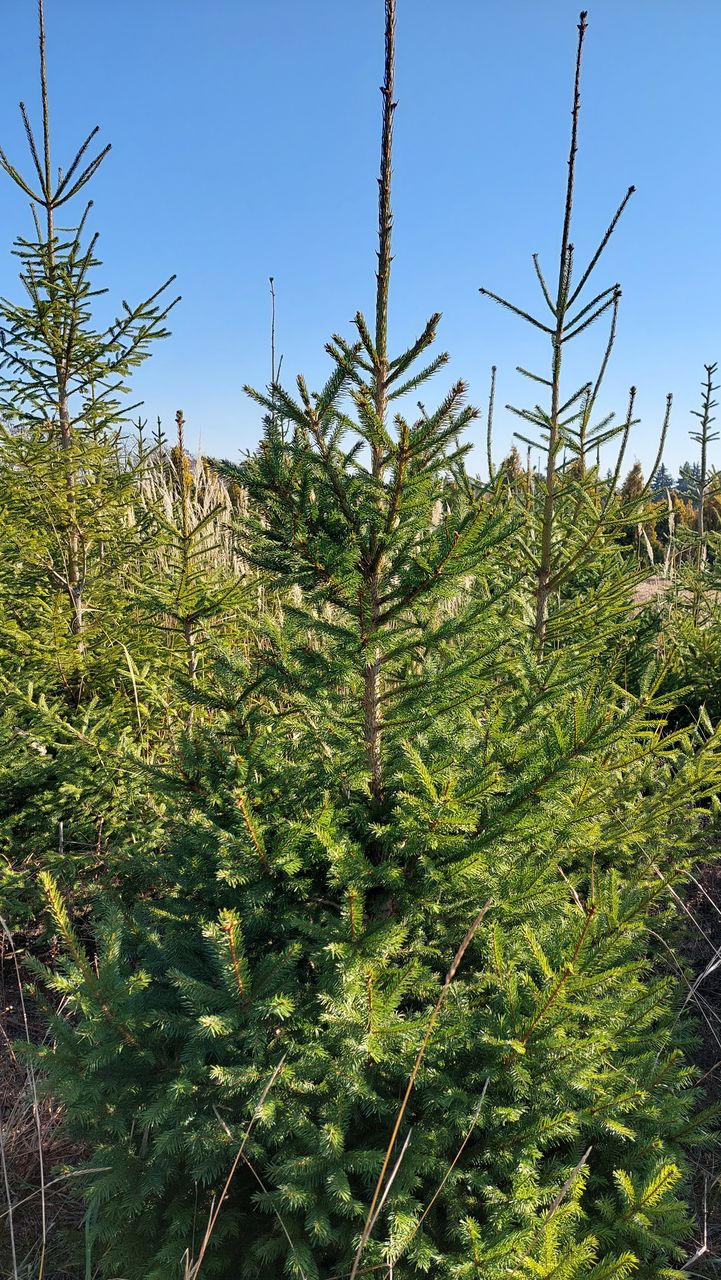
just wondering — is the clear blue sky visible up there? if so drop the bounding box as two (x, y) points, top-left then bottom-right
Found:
(0, 1), (719, 477)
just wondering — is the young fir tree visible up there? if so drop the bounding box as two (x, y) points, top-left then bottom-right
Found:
(131, 410), (252, 696)
(650, 463), (676, 496)
(0, 0), (178, 920)
(652, 366), (721, 726)
(676, 462), (702, 506)
(481, 12), (673, 656)
(688, 363), (719, 566)
(0, 1), (177, 669)
(31, 6), (721, 1280)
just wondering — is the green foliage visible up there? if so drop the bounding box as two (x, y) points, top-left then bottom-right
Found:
(1, 5), (720, 1280)
(32, 628), (721, 1277)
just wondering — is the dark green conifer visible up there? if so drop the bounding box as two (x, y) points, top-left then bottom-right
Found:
(650, 463), (676, 495)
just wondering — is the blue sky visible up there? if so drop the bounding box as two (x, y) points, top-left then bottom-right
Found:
(0, 2), (718, 477)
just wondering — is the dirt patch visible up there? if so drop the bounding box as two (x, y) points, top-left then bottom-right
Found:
(633, 574), (721, 610)
(681, 859), (721, 1271)
(1, 937), (85, 1279)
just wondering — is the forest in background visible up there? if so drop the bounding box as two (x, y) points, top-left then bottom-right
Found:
(1, 3), (721, 1278)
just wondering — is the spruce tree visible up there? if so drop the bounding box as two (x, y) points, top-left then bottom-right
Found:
(28, 7), (721, 1280)
(0, 0), (178, 921)
(480, 12), (673, 657)
(650, 463), (676, 496)
(0, 1), (176, 658)
(677, 462), (702, 506)
(131, 411), (252, 696)
(689, 363), (719, 565)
